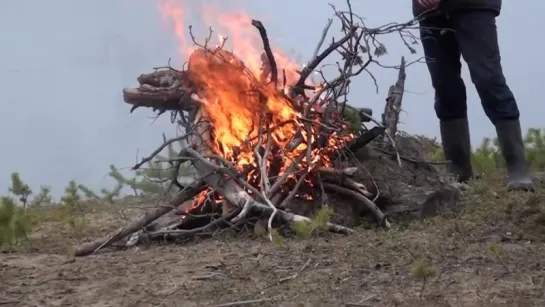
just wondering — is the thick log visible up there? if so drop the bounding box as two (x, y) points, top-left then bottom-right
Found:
(122, 51), (371, 120)
(136, 70), (184, 87)
(73, 180), (205, 256)
(122, 70), (196, 112)
(122, 87), (191, 112)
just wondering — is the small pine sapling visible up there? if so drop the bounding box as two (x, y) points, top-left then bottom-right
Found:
(411, 258), (439, 299)
(0, 196), (31, 248)
(8, 172), (32, 208)
(60, 180), (84, 216)
(30, 185), (53, 207)
(96, 165), (127, 203)
(100, 184), (123, 203)
(292, 206), (334, 239)
(78, 184), (101, 201)
(524, 128), (545, 170)
(487, 243), (509, 273)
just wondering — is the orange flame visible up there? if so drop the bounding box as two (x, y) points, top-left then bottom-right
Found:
(158, 0), (355, 211)
(158, 0), (301, 89)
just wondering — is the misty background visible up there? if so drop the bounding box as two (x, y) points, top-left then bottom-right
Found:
(1, 0), (543, 197)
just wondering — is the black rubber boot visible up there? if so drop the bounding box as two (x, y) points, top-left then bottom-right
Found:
(440, 118), (474, 183)
(494, 120), (535, 191)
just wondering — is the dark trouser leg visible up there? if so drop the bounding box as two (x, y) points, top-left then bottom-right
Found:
(420, 16), (473, 182)
(452, 10), (534, 190)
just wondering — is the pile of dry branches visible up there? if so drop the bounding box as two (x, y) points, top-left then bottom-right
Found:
(74, 2), (436, 256)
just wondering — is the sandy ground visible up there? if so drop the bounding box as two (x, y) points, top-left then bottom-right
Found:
(2, 180), (545, 307)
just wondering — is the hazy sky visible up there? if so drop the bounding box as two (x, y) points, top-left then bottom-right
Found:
(1, 0), (543, 197)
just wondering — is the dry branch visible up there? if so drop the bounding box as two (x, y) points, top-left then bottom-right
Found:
(323, 183), (390, 228)
(318, 167), (358, 177)
(145, 207), (241, 239)
(250, 201), (354, 234)
(73, 181), (205, 256)
(291, 27), (357, 97)
(252, 19), (278, 87)
(382, 56), (406, 140)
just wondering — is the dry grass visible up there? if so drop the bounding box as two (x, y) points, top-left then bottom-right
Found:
(1, 173), (545, 307)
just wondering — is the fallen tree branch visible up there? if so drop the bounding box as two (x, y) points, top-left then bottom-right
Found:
(250, 201), (355, 234)
(319, 167), (373, 197)
(323, 182), (390, 228)
(122, 70), (196, 112)
(73, 180), (205, 256)
(146, 206), (241, 239)
(318, 167), (358, 177)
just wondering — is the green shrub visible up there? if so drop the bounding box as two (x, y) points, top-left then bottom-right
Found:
(411, 258), (439, 299)
(30, 185), (53, 207)
(60, 180), (84, 215)
(471, 137), (502, 175)
(429, 127), (545, 177)
(0, 196), (31, 248)
(524, 128), (545, 170)
(292, 206), (334, 239)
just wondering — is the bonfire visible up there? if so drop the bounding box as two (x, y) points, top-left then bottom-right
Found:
(74, 1), (461, 256)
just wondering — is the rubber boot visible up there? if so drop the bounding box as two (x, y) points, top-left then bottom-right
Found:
(440, 118), (474, 183)
(494, 119), (535, 191)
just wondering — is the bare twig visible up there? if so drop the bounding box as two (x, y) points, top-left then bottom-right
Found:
(278, 172), (309, 208)
(252, 19), (278, 88)
(292, 27), (357, 97)
(311, 18), (334, 63)
(147, 207), (241, 239)
(133, 135), (190, 170)
(210, 298), (272, 307)
(278, 258), (312, 283)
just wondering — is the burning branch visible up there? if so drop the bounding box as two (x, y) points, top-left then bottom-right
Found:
(76, 0), (431, 255)
(251, 20), (278, 88)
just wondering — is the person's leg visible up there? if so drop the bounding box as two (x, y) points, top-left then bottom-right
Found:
(452, 10), (534, 190)
(420, 16), (473, 182)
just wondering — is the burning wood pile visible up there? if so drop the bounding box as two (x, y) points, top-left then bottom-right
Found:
(74, 2), (461, 256)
